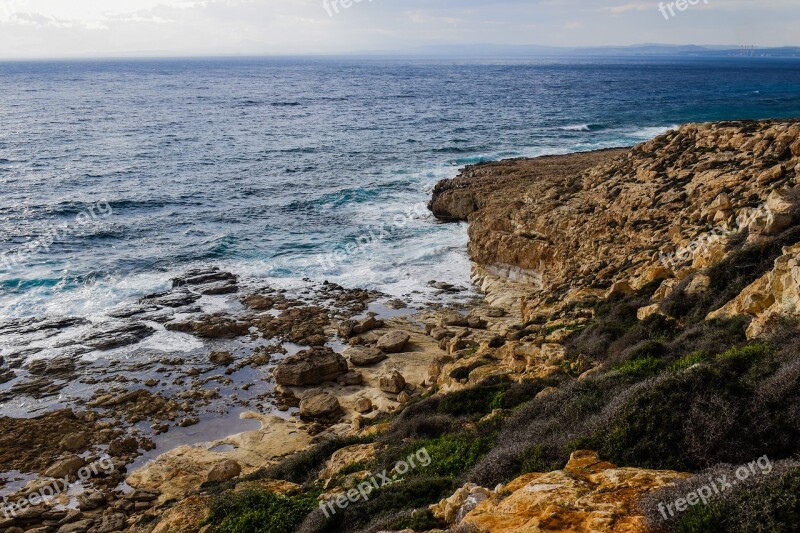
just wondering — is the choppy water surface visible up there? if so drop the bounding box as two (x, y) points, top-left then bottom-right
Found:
(2, 56), (800, 318)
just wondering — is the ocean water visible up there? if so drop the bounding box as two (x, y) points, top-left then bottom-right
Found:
(2, 56), (800, 319)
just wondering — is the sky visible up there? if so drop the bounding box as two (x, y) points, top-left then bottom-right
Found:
(0, 0), (798, 59)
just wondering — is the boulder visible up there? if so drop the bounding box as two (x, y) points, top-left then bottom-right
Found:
(207, 460), (241, 483)
(299, 391), (342, 422)
(344, 346), (387, 366)
(273, 347), (348, 386)
(354, 397), (373, 414)
(379, 371), (406, 394)
(376, 331), (411, 353)
(209, 351), (234, 366)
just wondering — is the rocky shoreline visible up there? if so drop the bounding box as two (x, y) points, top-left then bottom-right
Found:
(3, 119), (800, 532)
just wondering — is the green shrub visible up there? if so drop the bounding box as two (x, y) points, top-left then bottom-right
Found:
(255, 436), (371, 484)
(670, 351), (710, 372)
(420, 433), (497, 478)
(206, 489), (317, 533)
(613, 356), (666, 377)
(437, 384), (508, 418)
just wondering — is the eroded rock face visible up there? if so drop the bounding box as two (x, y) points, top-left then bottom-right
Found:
(273, 346), (348, 386)
(438, 450), (688, 533)
(709, 243), (800, 338)
(431, 121), (800, 323)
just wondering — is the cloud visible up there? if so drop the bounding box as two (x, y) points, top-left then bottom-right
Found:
(604, 2), (652, 15)
(0, 0), (797, 58)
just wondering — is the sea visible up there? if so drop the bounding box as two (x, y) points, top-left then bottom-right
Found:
(2, 56), (800, 320)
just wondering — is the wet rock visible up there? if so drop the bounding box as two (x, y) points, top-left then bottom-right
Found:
(209, 351), (234, 366)
(376, 330), (410, 353)
(199, 280), (239, 295)
(78, 322), (155, 350)
(171, 267), (237, 288)
(44, 455), (85, 478)
(178, 417), (199, 427)
(379, 371), (406, 394)
(273, 346), (348, 386)
(58, 519), (95, 533)
(108, 437), (139, 456)
(27, 357), (79, 379)
(241, 294), (276, 310)
(299, 391), (342, 422)
(77, 490), (105, 511)
(207, 460), (241, 483)
(139, 289), (201, 308)
(0, 316), (89, 336)
(338, 319), (356, 339)
(253, 305), (330, 346)
(87, 513), (126, 533)
(59, 433), (88, 452)
(0, 410), (123, 475)
(166, 314), (250, 339)
(344, 346), (387, 367)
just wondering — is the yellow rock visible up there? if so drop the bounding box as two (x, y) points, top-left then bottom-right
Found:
(450, 451), (688, 533)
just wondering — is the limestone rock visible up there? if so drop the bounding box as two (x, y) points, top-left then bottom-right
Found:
(207, 460), (241, 483)
(379, 371), (406, 394)
(299, 390), (342, 422)
(352, 397), (372, 414)
(273, 346), (348, 386)
(376, 330), (411, 353)
(44, 455), (85, 478)
(450, 450), (688, 532)
(344, 346), (387, 367)
(708, 243), (800, 338)
(319, 443), (376, 479)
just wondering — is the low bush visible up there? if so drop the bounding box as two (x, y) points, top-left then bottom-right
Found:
(206, 489), (318, 533)
(642, 459), (800, 532)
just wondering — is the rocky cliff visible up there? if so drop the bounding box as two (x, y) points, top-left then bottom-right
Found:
(431, 120), (800, 330)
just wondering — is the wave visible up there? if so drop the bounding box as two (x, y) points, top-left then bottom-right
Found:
(562, 124), (592, 132)
(628, 124), (679, 139)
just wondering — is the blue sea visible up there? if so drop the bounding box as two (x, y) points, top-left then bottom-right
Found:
(2, 56), (800, 319)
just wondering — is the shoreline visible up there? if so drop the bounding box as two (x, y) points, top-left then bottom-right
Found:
(4, 119), (800, 531)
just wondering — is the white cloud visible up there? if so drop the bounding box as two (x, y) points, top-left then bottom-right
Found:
(0, 0), (797, 58)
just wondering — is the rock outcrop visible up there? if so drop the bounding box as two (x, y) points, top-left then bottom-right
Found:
(273, 346), (348, 386)
(434, 450), (688, 533)
(431, 121), (800, 323)
(709, 242), (800, 337)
